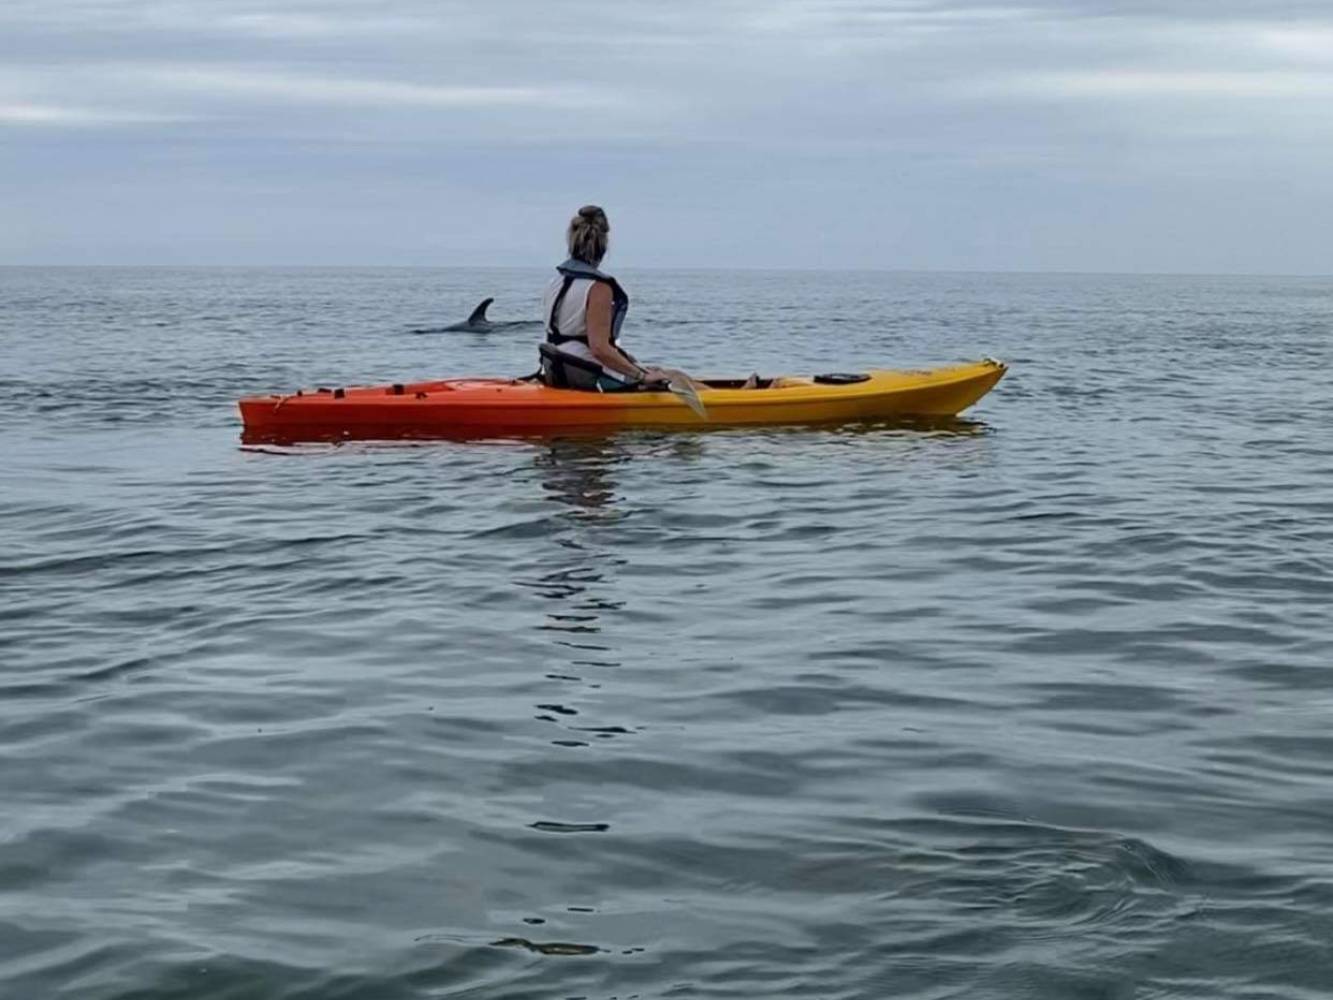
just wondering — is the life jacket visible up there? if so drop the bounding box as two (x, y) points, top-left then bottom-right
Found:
(545, 258), (630, 347)
(539, 258), (633, 390)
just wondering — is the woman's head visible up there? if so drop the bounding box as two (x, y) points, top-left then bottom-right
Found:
(567, 204), (610, 266)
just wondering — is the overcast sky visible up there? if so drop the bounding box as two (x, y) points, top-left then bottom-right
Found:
(3, 1), (1332, 272)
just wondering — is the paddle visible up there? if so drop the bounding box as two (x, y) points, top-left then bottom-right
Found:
(654, 367), (708, 419)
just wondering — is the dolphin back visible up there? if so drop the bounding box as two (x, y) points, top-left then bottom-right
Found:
(466, 298), (494, 325)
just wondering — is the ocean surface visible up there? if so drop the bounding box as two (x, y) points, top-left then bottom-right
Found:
(2, 266), (1332, 999)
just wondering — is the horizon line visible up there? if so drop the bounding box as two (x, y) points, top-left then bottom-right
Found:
(3, 263), (1332, 280)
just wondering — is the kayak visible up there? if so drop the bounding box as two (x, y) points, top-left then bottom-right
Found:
(238, 359), (1006, 442)
(239, 360), (1006, 441)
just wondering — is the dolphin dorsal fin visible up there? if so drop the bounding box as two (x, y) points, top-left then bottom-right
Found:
(467, 298), (494, 324)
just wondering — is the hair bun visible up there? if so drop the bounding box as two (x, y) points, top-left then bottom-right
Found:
(576, 204), (608, 229)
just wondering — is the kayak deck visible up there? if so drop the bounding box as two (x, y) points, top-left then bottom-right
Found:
(238, 359), (1006, 442)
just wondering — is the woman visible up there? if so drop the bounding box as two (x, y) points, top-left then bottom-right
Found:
(538, 205), (673, 391)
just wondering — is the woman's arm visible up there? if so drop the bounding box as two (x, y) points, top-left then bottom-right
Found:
(585, 283), (648, 380)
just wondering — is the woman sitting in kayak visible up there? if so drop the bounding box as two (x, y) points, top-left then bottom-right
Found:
(538, 205), (669, 391)
(539, 205), (760, 392)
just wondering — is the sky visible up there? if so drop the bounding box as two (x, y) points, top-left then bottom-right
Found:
(3, 0), (1332, 272)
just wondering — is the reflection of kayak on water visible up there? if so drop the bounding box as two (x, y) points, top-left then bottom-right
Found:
(237, 358), (1007, 442)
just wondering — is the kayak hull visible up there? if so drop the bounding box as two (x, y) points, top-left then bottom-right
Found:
(238, 360), (1006, 442)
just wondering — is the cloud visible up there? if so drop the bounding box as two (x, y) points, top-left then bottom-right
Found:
(208, 11), (427, 39)
(131, 66), (621, 111)
(965, 70), (1333, 101)
(1254, 26), (1333, 61)
(0, 101), (190, 126)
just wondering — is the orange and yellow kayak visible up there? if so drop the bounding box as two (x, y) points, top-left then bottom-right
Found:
(238, 359), (1006, 442)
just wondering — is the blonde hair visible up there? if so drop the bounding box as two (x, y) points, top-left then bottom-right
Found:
(567, 204), (609, 265)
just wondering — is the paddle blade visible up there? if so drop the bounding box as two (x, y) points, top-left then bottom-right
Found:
(667, 379), (708, 419)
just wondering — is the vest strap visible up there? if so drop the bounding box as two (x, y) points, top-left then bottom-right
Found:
(546, 275), (580, 345)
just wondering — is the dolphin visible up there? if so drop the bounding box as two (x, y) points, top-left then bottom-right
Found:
(444, 297), (496, 332)
(411, 297), (541, 334)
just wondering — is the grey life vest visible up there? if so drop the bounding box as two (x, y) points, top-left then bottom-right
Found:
(545, 258), (630, 347)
